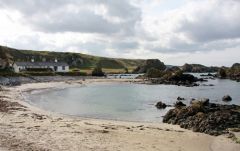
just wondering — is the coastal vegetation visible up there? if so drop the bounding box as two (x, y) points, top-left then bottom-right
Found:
(92, 64), (105, 76)
(133, 59), (166, 73)
(0, 45), (143, 73)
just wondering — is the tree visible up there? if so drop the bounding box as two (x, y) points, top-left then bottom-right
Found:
(92, 63), (105, 76)
(124, 67), (129, 74)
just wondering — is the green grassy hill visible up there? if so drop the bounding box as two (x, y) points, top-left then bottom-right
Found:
(0, 45), (144, 73)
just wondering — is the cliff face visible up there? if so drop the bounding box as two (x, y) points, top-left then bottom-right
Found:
(181, 63), (219, 73)
(0, 45), (143, 70)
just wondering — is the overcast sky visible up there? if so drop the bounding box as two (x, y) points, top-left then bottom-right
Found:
(0, 0), (239, 66)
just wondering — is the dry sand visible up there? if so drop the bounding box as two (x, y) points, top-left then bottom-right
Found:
(0, 79), (239, 151)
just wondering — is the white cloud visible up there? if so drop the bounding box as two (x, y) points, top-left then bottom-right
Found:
(0, 0), (239, 66)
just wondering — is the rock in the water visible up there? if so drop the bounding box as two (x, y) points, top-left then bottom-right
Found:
(174, 101), (186, 107)
(200, 98), (210, 106)
(177, 96), (185, 100)
(150, 72), (202, 87)
(222, 95), (232, 102)
(155, 101), (167, 109)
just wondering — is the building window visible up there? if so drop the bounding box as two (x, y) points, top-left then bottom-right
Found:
(62, 66), (65, 70)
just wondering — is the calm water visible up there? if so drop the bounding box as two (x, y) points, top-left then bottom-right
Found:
(26, 75), (240, 122)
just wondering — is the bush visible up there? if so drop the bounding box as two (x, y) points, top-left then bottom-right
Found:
(124, 67), (129, 74)
(92, 64), (105, 76)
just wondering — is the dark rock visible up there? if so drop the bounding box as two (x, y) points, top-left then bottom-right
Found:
(177, 96), (185, 100)
(155, 101), (167, 109)
(150, 72), (202, 87)
(201, 98), (210, 106)
(202, 84), (214, 86)
(181, 64), (219, 73)
(222, 95), (232, 102)
(200, 73), (214, 77)
(174, 101), (186, 108)
(163, 100), (240, 136)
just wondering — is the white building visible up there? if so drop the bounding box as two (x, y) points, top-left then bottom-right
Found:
(13, 60), (69, 73)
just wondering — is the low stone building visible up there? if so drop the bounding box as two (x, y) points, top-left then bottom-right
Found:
(13, 59), (69, 73)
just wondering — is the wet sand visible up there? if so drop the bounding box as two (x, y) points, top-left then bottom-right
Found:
(0, 79), (239, 151)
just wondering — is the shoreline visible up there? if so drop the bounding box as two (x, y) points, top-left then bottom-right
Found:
(0, 79), (240, 151)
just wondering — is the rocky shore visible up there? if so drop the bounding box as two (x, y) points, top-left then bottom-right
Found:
(150, 73), (205, 87)
(163, 99), (240, 136)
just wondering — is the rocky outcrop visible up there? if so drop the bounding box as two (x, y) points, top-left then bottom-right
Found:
(150, 72), (204, 87)
(181, 63), (219, 73)
(177, 97), (185, 100)
(133, 59), (166, 73)
(163, 100), (240, 136)
(174, 101), (186, 107)
(0, 77), (21, 86)
(222, 95), (232, 102)
(217, 63), (240, 81)
(229, 63), (240, 81)
(155, 101), (167, 109)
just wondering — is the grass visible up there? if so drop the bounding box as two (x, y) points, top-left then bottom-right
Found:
(0, 45), (144, 71)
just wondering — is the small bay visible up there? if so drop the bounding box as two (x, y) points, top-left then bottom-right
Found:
(26, 74), (240, 122)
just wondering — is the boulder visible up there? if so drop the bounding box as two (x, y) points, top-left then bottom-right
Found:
(177, 96), (185, 100)
(174, 101), (186, 108)
(222, 95), (232, 102)
(155, 101), (167, 109)
(200, 98), (210, 106)
(163, 100), (240, 136)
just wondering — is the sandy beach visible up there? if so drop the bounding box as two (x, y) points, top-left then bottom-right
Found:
(0, 79), (240, 151)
